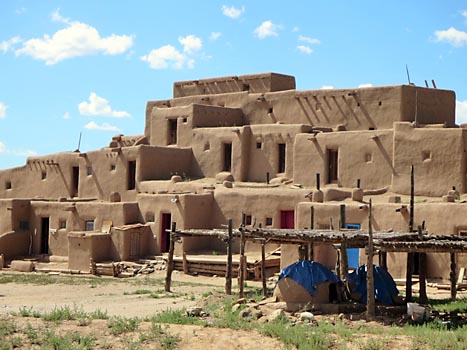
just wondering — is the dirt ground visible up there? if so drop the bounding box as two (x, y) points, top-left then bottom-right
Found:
(0, 268), (466, 349)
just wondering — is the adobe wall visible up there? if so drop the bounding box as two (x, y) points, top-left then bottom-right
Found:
(139, 146), (192, 181)
(401, 85), (455, 126)
(190, 126), (251, 180)
(0, 199), (32, 259)
(173, 72), (296, 98)
(294, 129), (394, 189)
(68, 232), (111, 271)
(392, 123), (466, 196)
(0, 153), (81, 199)
(247, 124), (313, 182)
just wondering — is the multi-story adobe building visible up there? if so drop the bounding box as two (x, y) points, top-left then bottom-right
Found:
(0, 72), (465, 280)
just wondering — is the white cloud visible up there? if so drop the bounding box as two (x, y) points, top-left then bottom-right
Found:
(14, 10), (133, 65)
(434, 27), (467, 47)
(222, 5), (244, 19)
(358, 83), (373, 88)
(298, 35), (320, 45)
(84, 121), (120, 132)
(16, 7), (27, 14)
(457, 100), (467, 124)
(254, 20), (281, 39)
(292, 26), (300, 33)
(0, 102), (7, 119)
(210, 32), (222, 40)
(78, 93), (130, 118)
(321, 85), (334, 90)
(178, 34), (202, 54)
(63, 112), (71, 120)
(0, 141), (36, 156)
(1, 36), (21, 53)
(462, 10), (467, 19)
(297, 45), (312, 54)
(141, 45), (194, 69)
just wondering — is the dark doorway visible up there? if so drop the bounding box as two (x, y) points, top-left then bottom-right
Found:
(128, 161), (136, 190)
(280, 210), (294, 229)
(160, 213), (172, 253)
(168, 119), (177, 145)
(327, 149), (338, 183)
(278, 143), (286, 173)
(223, 143), (232, 172)
(72, 166), (79, 197)
(40, 217), (49, 255)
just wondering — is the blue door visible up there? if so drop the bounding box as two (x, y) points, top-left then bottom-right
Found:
(345, 223), (360, 269)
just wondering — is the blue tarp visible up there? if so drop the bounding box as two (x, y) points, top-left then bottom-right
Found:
(346, 265), (399, 305)
(278, 261), (340, 296)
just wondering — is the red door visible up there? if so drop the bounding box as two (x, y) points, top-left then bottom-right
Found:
(280, 210), (294, 229)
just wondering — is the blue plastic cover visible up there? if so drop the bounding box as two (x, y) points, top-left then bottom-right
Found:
(346, 265), (399, 305)
(278, 261), (340, 296)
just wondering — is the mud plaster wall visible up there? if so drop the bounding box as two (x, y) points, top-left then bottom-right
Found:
(0, 153), (80, 199)
(294, 129), (394, 189)
(401, 86), (455, 126)
(139, 146), (192, 181)
(392, 123), (466, 196)
(68, 233), (111, 271)
(190, 126), (250, 180)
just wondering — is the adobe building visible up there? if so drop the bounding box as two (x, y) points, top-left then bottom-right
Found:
(0, 72), (466, 280)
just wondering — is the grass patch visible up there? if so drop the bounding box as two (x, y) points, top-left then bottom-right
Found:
(148, 309), (203, 325)
(107, 316), (140, 335)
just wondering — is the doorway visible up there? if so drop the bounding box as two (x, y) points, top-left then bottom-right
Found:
(223, 143), (232, 172)
(72, 167), (79, 197)
(160, 213), (172, 253)
(40, 217), (50, 255)
(327, 149), (338, 183)
(280, 210), (294, 229)
(128, 161), (136, 190)
(345, 223), (360, 269)
(168, 119), (177, 145)
(278, 143), (286, 173)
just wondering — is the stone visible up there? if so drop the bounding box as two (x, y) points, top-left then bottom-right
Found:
(223, 181), (233, 188)
(171, 175), (182, 183)
(299, 312), (315, 322)
(268, 309), (286, 322)
(186, 307), (202, 317)
(10, 260), (34, 272)
(251, 309), (263, 319)
(239, 308), (252, 319)
(215, 172), (234, 183)
(235, 298), (247, 304)
(442, 195), (455, 203)
(231, 304), (242, 313)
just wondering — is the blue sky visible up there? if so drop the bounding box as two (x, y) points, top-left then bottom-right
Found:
(1, 1), (467, 169)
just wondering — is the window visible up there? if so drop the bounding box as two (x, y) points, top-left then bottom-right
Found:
(146, 212), (155, 222)
(245, 215), (252, 226)
(128, 161), (136, 190)
(278, 143), (286, 173)
(327, 149), (338, 183)
(85, 220), (95, 231)
(182, 117), (188, 123)
(72, 167), (79, 197)
(268, 108), (273, 114)
(223, 143), (232, 172)
(168, 119), (177, 145)
(422, 150), (431, 161)
(59, 220), (67, 229)
(19, 221), (29, 230)
(41, 171), (47, 180)
(256, 142), (262, 149)
(365, 153), (372, 163)
(5, 181), (11, 190)
(87, 167), (92, 176)
(110, 164), (116, 171)
(265, 217), (273, 226)
(204, 142), (210, 151)
(242, 83), (250, 91)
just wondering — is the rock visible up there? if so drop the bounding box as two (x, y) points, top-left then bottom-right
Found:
(239, 308), (252, 319)
(270, 176), (289, 185)
(10, 260), (34, 272)
(251, 309), (263, 319)
(235, 298), (247, 305)
(231, 304), (242, 313)
(268, 309), (286, 322)
(171, 175), (182, 183)
(215, 172), (234, 183)
(299, 312), (315, 322)
(223, 181), (233, 188)
(186, 307), (202, 317)
(443, 195), (455, 203)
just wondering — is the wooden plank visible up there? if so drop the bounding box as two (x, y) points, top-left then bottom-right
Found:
(261, 239), (267, 297)
(366, 199), (375, 321)
(225, 219), (233, 295)
(451, 252), (457, 300)
(164, 222), (176, 292)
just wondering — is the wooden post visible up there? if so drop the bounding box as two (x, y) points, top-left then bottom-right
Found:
(357, 178), (361, 189)
(418, 225), (428, 304)
(225, 219), (233, 295)
(182, 252), (189, 274)
(450, 252), (457, 300)
(406, 164), (415, 302)
(379, 252), (387, 271)
(165, 222), (176, 292)
(261, 239), (267, 297)
(316, 173), (320, 190)
(309, 206), (314, 261)
(340, 204), (348, 280)
(239, 229), (246, 299)
(366, 199), (375, 320)
(266, 172), (270, 185)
